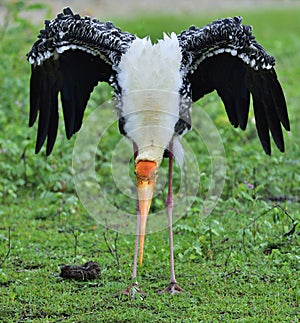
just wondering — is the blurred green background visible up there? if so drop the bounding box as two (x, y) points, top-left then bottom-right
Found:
(0, 1), (299, 322)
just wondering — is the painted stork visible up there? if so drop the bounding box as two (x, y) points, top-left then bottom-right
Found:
(27, 8), (289, 294)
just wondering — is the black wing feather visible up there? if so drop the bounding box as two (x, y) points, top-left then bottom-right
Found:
(232, 63), (250, 130)
(244, 70), (271, 154)
(178, 16), (290, 154)
(30, 51), (113, 154)
(252, 97), (271, 155)
(46, 96), (59, 155)
(27, 7), (135, 155)
(29, 65), (42, 127)
(35, 75), (51, 153)
(268, 71), (290, 131)
(188, 54), (250, 129)
(248, 71), (285, 153)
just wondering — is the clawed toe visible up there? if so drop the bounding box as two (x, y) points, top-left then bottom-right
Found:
(158, 282), (185, 295)
(116, 281), (146, 299)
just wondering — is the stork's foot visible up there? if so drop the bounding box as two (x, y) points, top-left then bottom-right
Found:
(117, 281), (146, 300)
(158, 282), (185, 295)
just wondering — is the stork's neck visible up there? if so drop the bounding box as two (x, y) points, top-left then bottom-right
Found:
(117, 33), (183, 166)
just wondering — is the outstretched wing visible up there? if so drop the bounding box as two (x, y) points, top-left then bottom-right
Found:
(178, 16), (290, 154)
(27, 7), (135, 155)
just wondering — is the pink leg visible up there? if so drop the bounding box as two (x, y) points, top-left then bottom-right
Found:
(159, 140), (185, 294)
(119, 143), (145, 297)
(132, 142), (139, 280)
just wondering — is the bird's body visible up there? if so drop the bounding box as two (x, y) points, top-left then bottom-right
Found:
(27, 8), (290, 295)
(117, 34), (183, 166)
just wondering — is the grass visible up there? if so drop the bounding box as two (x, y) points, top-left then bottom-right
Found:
(0, 2), (300, 322)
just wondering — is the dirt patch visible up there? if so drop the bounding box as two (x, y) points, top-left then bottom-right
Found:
(59, 261), (100, 280)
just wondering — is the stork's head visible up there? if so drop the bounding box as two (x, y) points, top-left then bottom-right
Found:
(135, 160), (158, 266)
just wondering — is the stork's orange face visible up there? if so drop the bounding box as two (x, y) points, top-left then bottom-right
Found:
(135, 160), (158, 266)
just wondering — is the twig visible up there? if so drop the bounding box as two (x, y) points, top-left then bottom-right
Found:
(252, 167), (257, 200)
(242, 205), (295, 247)
(103, 224), (120, 271)
(70, 228), (79, 258)
(0, 227), (11, 267)
(223, 246), (232, 269)
(209, 226), (213, 248)
(113, 231), (120, 268)
(20, 146), (27, 184)
(283, 220), (299, 238)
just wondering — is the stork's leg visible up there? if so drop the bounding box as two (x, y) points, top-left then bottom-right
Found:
(119, 143), (145, 298)
(119, 209), (145, 298)
(132, 142), (139, 281)
(159, 140), (185, 295)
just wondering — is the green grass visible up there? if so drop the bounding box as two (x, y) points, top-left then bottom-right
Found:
(0, 2), (299, 322)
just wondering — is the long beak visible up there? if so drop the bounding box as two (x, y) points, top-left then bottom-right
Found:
(135, 161), (157, 266)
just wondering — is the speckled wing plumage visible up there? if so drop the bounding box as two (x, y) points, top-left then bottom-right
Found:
(27, 7), (135, 66)
(27, 7), (135, 155)
(177, 16), (290, 154)
(178, 16), (275, 71)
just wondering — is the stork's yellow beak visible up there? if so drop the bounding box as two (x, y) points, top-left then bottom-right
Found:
(135, 160), (157, 266)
